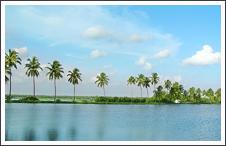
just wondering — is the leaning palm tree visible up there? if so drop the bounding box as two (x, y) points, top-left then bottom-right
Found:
(95, 72), (109, 96)
(5, 49), (22, 96)
(143, 77), (151, 97)
(151, 72), (159, 93)
(25, 57), (43, 97)
(164, 80), (172, 93)
(136, 74), (145, 97)
(46, 60), (64, 102)
(127, 76), (136, 97)
(67, 68), (82, 102)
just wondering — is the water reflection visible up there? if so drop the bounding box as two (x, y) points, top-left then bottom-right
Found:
(5, 104), (221, 141)
(47, 129), (58, 141)
(23, 129), (36, 141)
(68, 127), (77, 140)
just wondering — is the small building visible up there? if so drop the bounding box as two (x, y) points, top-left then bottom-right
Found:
(174, 99), (180, 103)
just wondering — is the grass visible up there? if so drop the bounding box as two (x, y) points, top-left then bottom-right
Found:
(5, 94), (220, 104)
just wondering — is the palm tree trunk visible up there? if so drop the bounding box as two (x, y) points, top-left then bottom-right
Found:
(9, 68), (12, 97)
(140, 86), (142, 97)
(146, 87), (149, 97)
(54, 78), (56, 102)
(73, 84), (75, 102)
(33, 76), (35, 97)
(103, 86), (105, 96)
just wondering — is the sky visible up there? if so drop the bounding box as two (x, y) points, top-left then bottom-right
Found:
(5, 5), (221, 97)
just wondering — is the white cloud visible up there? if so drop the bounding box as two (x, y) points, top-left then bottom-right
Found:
(40, 64), (48, 69)
(90, 49), (107, 59)
(137, 56), (146, 65)
(160, 75), (182, 84)
(144, 62), (152, 70)
(13, 47), (28, 58)
(129, 34), (149, 42)
(82, 26), (110, 39)
(153, 49), (171, 59)
(182, 45), (220, 65)
(136, 56), (152, 70)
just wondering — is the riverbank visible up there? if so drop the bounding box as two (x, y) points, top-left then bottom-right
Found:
(5, 95), (220, 104)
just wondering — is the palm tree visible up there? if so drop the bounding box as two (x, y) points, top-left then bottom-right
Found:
(150, 72), (159, 93)
(164, 80), (172, 93)
(136, 74), (145, 97)
(25, 57), (43, 97)
(67, 68), (82, 102)
(95, 72), (109, 96)
(154, 85), (164, 102)
(127, 76), (136, 97)
(46, 60), (64, 102)
(5, 49), (22, 96)
(5, 63), (10, 83)
(143, 77), (151, 97)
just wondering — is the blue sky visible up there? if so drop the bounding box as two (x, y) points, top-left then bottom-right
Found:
(5, 5), (221, 96)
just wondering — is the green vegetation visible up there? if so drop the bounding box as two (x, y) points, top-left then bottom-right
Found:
(5, 93), (220, 104)
(5, 50), (221, 105)
(46, 60), (64, 102)
(95, 72), (109, 96)
(5, 49), (22, 97)
(25, 57), (43, 97)
(67, 68), (82, 102)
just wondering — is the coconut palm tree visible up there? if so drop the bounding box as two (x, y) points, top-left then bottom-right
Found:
(5, 49), (22, 96)
(95, 72), (109, 96)
(150, 72), (159, 93)
(5, 63), (10, 83)
(154, 85), (164, 102)
(46, 60), (64, 102)
(143, 77), (151, 97)
(67, 68), (82, 102)
(136, 74), (145, 97)
(164, 80), (172, 93)
(127, 76), (136, 97)
(25, 57), (43, 97)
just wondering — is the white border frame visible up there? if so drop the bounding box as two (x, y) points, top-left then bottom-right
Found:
(1, 1), (225, 145)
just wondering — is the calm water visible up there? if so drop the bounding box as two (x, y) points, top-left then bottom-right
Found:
(5, 103), (220, 141)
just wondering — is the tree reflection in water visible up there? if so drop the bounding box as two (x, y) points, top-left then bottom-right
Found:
(68, 127), (77, 140)
(24, 128), (36, 141)
(47, 129), (58, 141)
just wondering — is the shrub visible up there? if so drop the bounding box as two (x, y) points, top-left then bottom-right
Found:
(19, 96), (39, 103)
(5, 95), (12, 103)
(56, 99), (61, 103)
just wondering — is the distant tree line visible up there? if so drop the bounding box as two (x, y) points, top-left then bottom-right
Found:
(5, 49), (221, 104)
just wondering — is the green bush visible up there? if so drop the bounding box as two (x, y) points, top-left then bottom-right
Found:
(56, 99), (61, 103)
(5, 95), (12, 103)
(19, 96), (39, 103)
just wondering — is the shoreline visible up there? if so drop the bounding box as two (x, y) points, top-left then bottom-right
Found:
(5, 95), (221, 105)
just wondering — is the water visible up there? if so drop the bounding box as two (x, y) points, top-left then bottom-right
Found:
(5, 103), (220, 141)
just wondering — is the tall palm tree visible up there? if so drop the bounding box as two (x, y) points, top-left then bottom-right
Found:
(46, 60), (64, 102)
(67, 68), (82, 102)
(5, 49), (22, 96)
(127, 76), (136, 97)
(143, 77), (151, 97)
(151, 72), (159, 93)
(95, 72), (109, 96)
(164, 80), (172, 93)
(136, 74), (145, 97)
(25, 57), (43, 97)
(5, 63), (10, 83)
